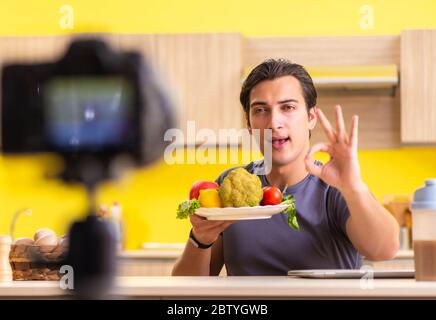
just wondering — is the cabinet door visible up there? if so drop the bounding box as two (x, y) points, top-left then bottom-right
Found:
(118, 33), (244, 146)
(401, 30), (436, 143)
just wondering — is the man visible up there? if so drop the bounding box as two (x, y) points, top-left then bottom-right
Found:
(172, 59), (399, 276)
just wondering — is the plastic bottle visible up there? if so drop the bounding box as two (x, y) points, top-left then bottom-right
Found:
(109, 202), (124, 252)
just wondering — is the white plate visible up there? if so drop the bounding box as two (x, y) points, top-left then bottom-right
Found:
(195, 204), (290, 220)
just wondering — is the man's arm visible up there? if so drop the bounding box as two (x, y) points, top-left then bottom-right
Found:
(171, 237), (224, 276)
(172, 214), (229, 276)
(305, 105), (399, 261)
(343, 183), (399, 261)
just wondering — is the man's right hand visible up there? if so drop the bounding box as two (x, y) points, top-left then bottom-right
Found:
(189, 214), (235, 246)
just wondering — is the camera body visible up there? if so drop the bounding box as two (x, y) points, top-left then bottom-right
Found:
(1, 38), (175, 183)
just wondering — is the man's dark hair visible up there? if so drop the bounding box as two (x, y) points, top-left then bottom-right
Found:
(240, 59), (317, 117)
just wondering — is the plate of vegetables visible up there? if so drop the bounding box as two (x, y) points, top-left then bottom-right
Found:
(176, 168), (299, 230)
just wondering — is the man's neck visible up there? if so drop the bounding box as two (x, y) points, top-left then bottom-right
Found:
(266, 155), (309, 190)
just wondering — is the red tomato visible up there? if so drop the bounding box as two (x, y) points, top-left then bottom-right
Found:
(261, 186), (282, 205)
(189, 180), (219, 199)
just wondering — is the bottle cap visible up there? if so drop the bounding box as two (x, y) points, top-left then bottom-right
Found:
(411, 179), (436, 210)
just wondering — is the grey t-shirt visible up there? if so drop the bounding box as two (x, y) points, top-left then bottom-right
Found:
(215, 160), (363, 276)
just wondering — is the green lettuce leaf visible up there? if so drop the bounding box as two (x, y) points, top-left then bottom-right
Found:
(176, 199), (201, 219)
(281, 194), (299, 230)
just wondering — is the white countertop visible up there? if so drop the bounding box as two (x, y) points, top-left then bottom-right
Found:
(118, 249), (414, 260)
(0, 276), (435, 299)
(119, 250), (182, 259)
(395, 250), (414, 259)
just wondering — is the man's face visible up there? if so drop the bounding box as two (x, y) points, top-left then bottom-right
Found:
(248, 75), (317, 167)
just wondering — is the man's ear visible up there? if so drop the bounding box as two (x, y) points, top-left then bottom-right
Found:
(308, 107), (317, 130)
(246, 115), (252, 134)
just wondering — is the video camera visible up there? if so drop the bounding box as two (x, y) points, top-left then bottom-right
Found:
(1, 38), (175, 185)
(1, 38), (175, 298)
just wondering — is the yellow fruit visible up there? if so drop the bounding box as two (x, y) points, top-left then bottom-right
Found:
(199, 189), (223, 208)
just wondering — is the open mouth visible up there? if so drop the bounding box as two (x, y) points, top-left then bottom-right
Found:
(271, 136), (290, 149)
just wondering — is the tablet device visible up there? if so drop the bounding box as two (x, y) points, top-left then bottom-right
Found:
(287, 269), (415, 279)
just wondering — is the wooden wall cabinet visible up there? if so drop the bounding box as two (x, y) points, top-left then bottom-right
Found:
(1, 31), (436, 147)
(244, 35), (401, 149)
(118, 33), (243, 145)
(0, 33), (244, 146)
(401, 30), (436, 143)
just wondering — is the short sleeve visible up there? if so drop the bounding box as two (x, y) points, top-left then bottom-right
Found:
(214, 166), (241, 185)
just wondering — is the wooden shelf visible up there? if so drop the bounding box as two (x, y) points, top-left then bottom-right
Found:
(308, 65), (398, 89)
(243, 64), (398, 90)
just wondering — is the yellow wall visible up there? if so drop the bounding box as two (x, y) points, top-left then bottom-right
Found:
(0, 0), (436, 248)
(1, 147), (436, 248)
(1, 0), (436, 36)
